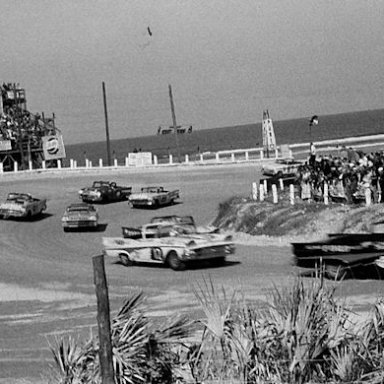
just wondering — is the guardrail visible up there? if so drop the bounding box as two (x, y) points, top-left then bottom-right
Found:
(1, 133), (383, 177)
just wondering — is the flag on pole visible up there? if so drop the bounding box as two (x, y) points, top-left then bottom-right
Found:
(309, 115), (319, 126)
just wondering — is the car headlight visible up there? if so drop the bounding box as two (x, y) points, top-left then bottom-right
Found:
(78, 189), (84, 195)
(89, 215), (97, 221)
(183, 248), (196, 259)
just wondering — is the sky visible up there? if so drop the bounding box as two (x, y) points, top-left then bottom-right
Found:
(1, 0), (383, 145)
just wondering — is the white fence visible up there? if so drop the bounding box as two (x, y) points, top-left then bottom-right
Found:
(1, 133), (383, 176)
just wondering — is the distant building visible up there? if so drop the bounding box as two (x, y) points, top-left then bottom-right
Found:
(157, 125), (193, 135)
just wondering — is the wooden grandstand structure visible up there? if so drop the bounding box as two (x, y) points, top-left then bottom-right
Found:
(0, 82), (64, 171)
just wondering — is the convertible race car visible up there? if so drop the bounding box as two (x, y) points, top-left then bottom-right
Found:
(128, 186), (180, 208)
(103, 223), (235, 271)
(78, 181), (132, 203)
(61, 203), (99, 231)
(0, 193), (47, 219)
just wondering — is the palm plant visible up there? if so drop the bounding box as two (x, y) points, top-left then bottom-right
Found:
(49, 291), (194, 384)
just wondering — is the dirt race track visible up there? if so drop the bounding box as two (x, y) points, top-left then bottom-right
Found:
(1, 163), (384, 383)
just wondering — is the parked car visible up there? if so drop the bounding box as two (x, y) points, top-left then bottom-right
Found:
(61, 203), (99, 231)
(103, 223), (235, 271)
(262, 158), (303, 178)
(78, 181), (132, 203)
(128, 186), (180, 208)
(0, 193), (47, 219)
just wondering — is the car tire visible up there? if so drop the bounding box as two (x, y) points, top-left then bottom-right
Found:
(325, 264), (349, 280)
(212, 257), (226, 267)
(120, 254), (133, 267)
(167, 251), (186, 271)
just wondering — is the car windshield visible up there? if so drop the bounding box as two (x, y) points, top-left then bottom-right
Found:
(67, 206), (93, 213)
(142, 187), (162, 193)
(92, 181), (108, 188)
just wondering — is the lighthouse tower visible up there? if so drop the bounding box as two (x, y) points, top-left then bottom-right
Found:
(262, 109), (277, 158)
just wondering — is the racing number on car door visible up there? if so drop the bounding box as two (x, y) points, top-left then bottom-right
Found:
(151, 247), (163, 261)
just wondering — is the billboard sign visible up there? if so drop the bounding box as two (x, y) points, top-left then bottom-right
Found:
(42, 135), (66, 160)
(0, 140), (12, 151)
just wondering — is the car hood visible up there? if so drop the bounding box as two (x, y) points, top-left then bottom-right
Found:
(129, 193), (155, 200)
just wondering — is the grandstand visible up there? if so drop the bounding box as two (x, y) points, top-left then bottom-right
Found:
(0, 83), (65, 171)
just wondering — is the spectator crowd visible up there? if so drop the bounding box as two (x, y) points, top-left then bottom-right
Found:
(296, 145), (384, 204)
(0, 83), (52, 146)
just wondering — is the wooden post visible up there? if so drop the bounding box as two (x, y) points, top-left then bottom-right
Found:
(263, 179), (268, 194)
(93, 255), (115, 384)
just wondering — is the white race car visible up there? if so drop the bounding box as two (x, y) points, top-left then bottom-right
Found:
(103, 223), (235, 271)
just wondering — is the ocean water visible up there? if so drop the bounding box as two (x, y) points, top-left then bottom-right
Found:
(65, 108), (384, 165)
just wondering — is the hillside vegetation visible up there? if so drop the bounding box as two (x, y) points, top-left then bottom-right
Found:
(213, 195), (384, 242)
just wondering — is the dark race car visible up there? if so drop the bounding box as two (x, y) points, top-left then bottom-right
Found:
(78, 181), (132, 203)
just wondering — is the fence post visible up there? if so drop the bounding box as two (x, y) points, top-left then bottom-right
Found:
(70, 159), (74, 169)
(113, 158), (118, 167)
(259, 184), (265, 202)
(365, 187), (372, 206)
(169, 154), (173, 165)
(324, 182), (329, 205)
(290, 184), (295, 205)
(185, 154), (189, 164)
(57, 159), (62, 169)
(14, 161), (18, 172)
(272, 184), (278, 203)
(252, 182), (258, 201)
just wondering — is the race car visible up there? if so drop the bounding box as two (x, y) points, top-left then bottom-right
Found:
(128, 186), (180, 208)
(61, 203), (99, 231)
(0, 193), (47, 219)
(78, 181), (132, 203)
(261, 158), (303, 178)
(103, 223), (235, 271)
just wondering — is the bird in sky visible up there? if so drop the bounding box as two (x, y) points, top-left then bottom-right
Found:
(147, 27), (152, 37)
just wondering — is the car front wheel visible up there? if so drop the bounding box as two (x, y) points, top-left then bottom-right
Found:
(167, 251), (186, 271)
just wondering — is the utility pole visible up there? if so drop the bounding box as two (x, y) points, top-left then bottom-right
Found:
(93, 254), (115, 384)
(102, 82), (112, 166)
(168, 84), (181, 163)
